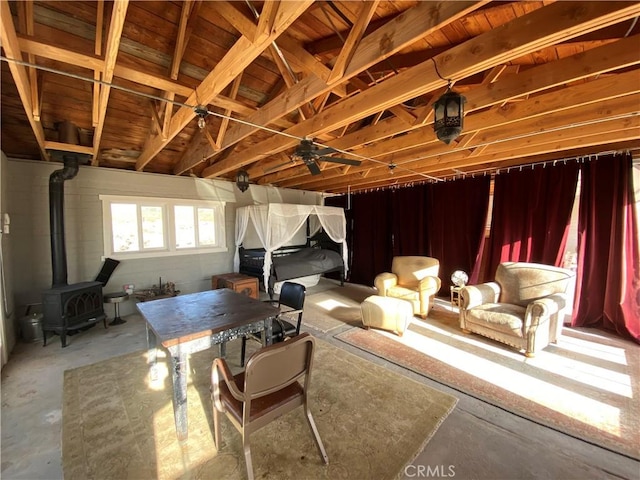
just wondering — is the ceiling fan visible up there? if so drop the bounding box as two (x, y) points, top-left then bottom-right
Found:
(293, 138), (362, 175)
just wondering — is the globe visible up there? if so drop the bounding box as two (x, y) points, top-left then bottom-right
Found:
(451, 270), (469, 287)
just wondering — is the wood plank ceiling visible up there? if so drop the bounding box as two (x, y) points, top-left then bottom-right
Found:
(1, 1), (639, 194)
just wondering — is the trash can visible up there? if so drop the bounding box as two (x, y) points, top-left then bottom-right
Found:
(19, 304), (44, 343)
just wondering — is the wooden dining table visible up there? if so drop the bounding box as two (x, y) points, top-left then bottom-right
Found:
(136, 288), (280, 442)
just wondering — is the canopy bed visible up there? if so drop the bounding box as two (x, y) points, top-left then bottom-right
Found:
(234, 204), (348, 299)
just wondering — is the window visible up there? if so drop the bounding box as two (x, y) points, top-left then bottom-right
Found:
(100, 195), (226, 259)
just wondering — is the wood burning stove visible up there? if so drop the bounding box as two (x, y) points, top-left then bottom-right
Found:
(42, 281), (106, 347)
(43, 131), (107, 347)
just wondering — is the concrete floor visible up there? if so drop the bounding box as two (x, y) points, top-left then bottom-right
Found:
(2, 282), (639, 480)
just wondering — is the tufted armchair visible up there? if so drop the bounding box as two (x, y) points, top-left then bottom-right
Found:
(459, 262), (575, 357)
(374, 256), (441, 318)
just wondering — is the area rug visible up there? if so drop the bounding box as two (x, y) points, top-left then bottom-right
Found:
(62, 338), (457, 480)
(337, 304), (640, 460)
(303, 281), (376, 333)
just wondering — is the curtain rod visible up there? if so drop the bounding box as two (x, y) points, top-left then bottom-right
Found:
(346, 149), (635, 194)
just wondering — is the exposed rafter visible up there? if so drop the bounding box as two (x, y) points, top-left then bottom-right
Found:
(0, 1), (638, 193)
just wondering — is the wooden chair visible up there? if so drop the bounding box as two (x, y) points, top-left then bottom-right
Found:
(240, 281), (306, 367)
(211, 332), (329, 480)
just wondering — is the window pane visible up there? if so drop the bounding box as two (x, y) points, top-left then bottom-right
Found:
(111, 203), (139, 252)
(175, 205), (195, 248)
(141, 206), (164, 248)
(197, 207), (216, 245)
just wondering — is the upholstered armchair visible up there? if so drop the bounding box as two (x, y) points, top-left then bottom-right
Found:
(374, 256), (441, 318)
(459, 262), (575, 357)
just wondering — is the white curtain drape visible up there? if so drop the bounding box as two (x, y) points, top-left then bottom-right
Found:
(234, 204), (348, 288)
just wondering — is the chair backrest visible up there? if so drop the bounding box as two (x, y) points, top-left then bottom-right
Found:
(391, 256), (440, 288)
(94, 258), (120, 287)
(244, 332), (315, 399)
(496, 262), (575, 307)
(279, 281), (306, 311)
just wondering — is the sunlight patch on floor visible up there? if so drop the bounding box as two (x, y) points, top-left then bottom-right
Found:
(557, 333), (629, 365)
(316, 298), (350, 312)
(412, 317), (632, 397)
(145, 349), (169, 391)
(412, 318), (525, 361)
(372, 325), (622, 436)
(529, 350), (632, 398)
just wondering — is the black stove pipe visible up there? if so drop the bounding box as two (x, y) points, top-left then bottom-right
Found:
(49, 154), (79, 288)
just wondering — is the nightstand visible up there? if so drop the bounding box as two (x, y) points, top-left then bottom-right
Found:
(450, 285), (462, 308)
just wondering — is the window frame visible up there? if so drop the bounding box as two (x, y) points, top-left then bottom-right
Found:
(99, 195), (227, 260)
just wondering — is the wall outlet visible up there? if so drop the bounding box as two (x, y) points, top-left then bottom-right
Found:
(123, 284), (135, 294)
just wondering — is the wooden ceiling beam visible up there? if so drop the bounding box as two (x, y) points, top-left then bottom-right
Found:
(352, 67), (640, 161)
(270, 89), (639, 189)
(91, 0), (129, 165)
(327, 1), (380, 85)
(16, 0), (40, 122)
(216, 74), (243, 152)
(44, 141), (94, 155)
(172, 73), (243, 175)
(302, 115), (640, 192)
(18, 35), (292, 126)
(304, 88), (640, 188)
(92, 0), (104, 128)
(424, 120), (640, 175)
(200, 0), (489, 177)
(203, 1), (640, 179)
(135, 0), (313, 171)
(0, 0), (48, 159)
(253, 1), (279, 45)
(161, 0), (194, 139)
(307, 124), (640, 193)
(213, 1), (256, 39)
(263, 31), (640, 174)
(234, 1), (487, 144)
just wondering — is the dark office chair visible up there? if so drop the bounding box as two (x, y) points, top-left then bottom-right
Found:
(240, 281), (306, 367)
(212, 332), (329, 480)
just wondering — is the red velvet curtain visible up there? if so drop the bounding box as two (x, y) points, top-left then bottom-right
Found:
(390, 184), (430, 256)
(335, 178), (490, 292)
(572, 153), (640, 343)
(427, 176), (491, 291)
(347, 189), (394, 286)
(484, 162), (579, 280)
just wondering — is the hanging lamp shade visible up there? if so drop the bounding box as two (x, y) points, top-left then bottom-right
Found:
(236, 170), (250, 192)
(433, 89), (466, 144)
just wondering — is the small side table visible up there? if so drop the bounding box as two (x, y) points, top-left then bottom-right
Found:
(104, 292), (130, 325)
(450, 286), (462, 308)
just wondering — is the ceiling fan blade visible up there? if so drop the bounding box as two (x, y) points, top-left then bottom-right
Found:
(315, 146), (338, 156)
(306, 160), (322, 175)
(318, 156), (362, 166)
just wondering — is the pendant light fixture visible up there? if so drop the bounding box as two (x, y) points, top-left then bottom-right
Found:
(236, 169), (250, 192)
(194, 105), (208, 130)
(432, 59), (466, 145)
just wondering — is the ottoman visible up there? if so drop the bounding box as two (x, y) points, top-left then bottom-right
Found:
(360, 295), (414, 336)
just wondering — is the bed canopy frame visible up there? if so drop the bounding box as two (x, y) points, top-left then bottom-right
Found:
(234, 204), (349, 289)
